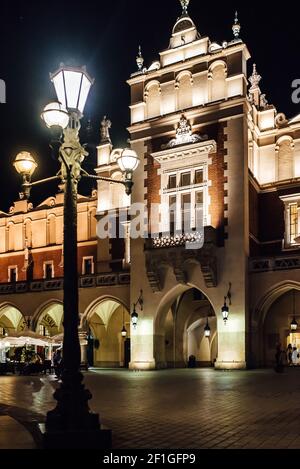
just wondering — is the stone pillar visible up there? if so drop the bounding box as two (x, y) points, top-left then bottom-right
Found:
(214, 117), (249, 370)
(129, 322), (156, 370)
(79, 332), (88, 365)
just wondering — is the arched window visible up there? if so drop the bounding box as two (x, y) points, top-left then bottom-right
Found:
(277, 137), (294, 181)
(177, 72), (193, 110)
(47, 215), (56, 245)
(209, 62), (227, 102)
(145, 82), (161, 119)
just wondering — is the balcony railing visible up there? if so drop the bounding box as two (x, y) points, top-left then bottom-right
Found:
(0, 272), (130, 295)
(250, 256), (300, 273)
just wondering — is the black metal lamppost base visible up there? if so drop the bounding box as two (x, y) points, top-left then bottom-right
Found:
(38, 371), (112, 449)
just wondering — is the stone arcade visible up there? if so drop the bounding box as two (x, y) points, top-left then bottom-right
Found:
(1, 1), (300, 370)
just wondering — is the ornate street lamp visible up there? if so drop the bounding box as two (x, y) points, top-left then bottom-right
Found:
(204, 318), (211, 338)
(13, 63), (139, 449)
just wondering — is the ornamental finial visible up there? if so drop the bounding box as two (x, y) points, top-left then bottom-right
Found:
(180, 0), (190, 14)
(232, 11), (241, 39)
(249, 64), (262, 90)
(136, 45), (144, 71)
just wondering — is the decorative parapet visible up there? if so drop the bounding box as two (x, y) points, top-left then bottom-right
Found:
(249, 256), (300, 273)
(145, 226), (217, 291)
(0, 272), (130, 295)
(152, 232), (204, 249)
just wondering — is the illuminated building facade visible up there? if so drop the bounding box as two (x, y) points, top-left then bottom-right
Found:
(1, 2), (300, 369)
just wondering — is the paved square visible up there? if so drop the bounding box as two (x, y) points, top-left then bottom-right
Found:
(1, 368), (300, 449)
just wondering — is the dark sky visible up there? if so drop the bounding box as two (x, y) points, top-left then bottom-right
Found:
(0, 0), (299, 212)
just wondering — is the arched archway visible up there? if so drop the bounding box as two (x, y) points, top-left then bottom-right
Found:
(0, 303), (26, 335)
(252, 281), (300, 367)
(154, 287), (217, 368)
(84, 298), (131, 368)
(34, 301), (63, 337)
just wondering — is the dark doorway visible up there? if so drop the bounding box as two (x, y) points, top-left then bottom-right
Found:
(124, 338), (131, 368)
(87, 332), (94, 367)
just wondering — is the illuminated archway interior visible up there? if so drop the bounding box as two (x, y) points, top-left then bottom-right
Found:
(36, 303), (63, 337)
(88, 299), (131, 368)
(156, 288), (217, 368)
(263, 289), (300, 366)
(0, 305), (26, 335)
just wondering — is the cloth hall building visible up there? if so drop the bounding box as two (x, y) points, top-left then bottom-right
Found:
(1, 2), (300, 370)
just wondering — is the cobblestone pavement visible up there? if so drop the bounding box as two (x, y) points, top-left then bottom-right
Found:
(1, 368), (300, 449)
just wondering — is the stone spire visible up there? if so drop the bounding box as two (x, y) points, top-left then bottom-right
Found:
(232, 11), (241, 40)
(180, 0), (190, 15)
(136, 45), (144, 72)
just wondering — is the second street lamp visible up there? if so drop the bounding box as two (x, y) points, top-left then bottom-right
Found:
(13, 64), (139, 448)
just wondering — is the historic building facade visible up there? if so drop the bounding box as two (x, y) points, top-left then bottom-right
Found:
(1, 1), (300, 369)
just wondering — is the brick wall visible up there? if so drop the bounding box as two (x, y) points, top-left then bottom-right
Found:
(0, 244), (98, 283)
(208, 123), (227, 246)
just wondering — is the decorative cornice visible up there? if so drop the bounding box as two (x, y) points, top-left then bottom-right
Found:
(152, 139), (216, 164)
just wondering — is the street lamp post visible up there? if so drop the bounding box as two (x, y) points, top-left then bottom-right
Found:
(13, 64), (139, 448)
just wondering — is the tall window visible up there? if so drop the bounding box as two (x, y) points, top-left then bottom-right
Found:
(169, 195), (177, 235)
(181, 193), (191, 233)
(280, 195), (300, 248)
(164, 166), (207, 234)
(290, 203), (298, 245)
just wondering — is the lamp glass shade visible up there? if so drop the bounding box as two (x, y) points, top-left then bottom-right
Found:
(41, 102), (69, 129)
(131, 310), (139, 328)
(117, 149), (140, 173)
(13, 151), (37, 177)
(222, 303), (229, 322)
(291, 318), (298, 331)
(121, 326), (127, 338)
(204, 320), (211, 338)
(51, 65), (93, 114)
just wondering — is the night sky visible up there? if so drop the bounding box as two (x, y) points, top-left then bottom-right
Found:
(0, 0), (299, 212)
